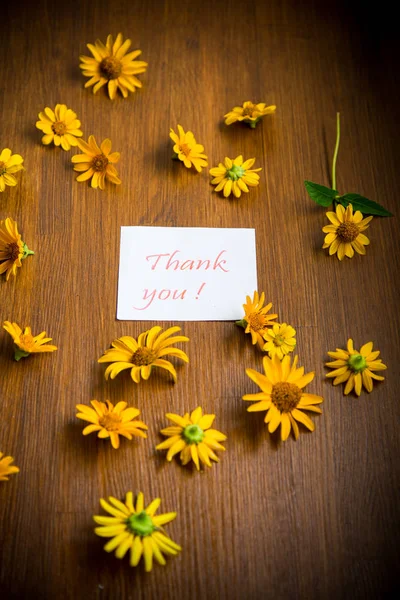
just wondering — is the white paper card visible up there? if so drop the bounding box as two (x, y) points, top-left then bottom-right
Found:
(117, 227), (257, 321)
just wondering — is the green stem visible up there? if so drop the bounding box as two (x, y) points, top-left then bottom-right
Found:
(331, 112), (340, 191)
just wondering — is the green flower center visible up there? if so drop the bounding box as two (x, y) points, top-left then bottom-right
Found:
(182, 424), (204, 444)
(227, 164), (245, 181)
(127, 511), (155, 536)
(347, 353), (367, 373)
(273, 335), (284, 347)
(0, 161), (6, 176)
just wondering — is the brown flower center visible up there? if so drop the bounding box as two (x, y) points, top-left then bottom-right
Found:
(99, 412), (122, 431)
(248, 312), (266, 332)
(91, 154), (109, 172)
(337, 221), (360, 242)
(178, 143), (191, 157)
(273, 335), (284, 347)
(0, 161), (6, 175)
(6, 242), (21, 262)
(271, 382), (302, 413)
(131, 347), (155, 366)
(100, 56), (122, 79)
(51, 121), (67, 136)
(18, 333), (35, 351)
(242, 103), (256, 116)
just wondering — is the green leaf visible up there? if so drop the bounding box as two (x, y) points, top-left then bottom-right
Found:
(339, 193), (393, 217)
(304, 181), (338, 207)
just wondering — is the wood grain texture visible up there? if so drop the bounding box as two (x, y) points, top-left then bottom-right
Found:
(1, 0), (399, 598)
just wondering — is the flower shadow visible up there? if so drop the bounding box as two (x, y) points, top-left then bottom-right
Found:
(63, 421), (99, 466)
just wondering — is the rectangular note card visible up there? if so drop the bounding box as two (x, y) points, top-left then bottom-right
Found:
(117, 227), (257, 321)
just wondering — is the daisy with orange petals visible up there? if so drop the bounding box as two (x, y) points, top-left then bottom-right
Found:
(72, 135), (121, 189)
(236, 291), (278, 350)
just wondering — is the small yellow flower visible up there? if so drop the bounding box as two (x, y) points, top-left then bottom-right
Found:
(3, 321), (58, 361)
(98, 326), (189, 383)
(325, 339), (387, 396)
(0, 218), (34, 281)
(224, 101), (276, 128)
(94, 491), (181, 571)
(236, 291), (278, 350)
(36, 104), (83, 150)
(80, 33), (148, 99)
(169, 125), (208, 172)
(156, 407), (227, 471)
(72, 135), (121, 189)
(209, 156), (262, 198)
(0, 148), (24, 192)
(322, 203), (372, 260)
(243, 354), (323, 441)
(0, 452), (19, 482)
(263, 323), (296, 360)
(76, 400), (148, 449)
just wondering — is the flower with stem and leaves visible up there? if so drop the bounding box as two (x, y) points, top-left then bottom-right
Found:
(304, 113), (392, 217)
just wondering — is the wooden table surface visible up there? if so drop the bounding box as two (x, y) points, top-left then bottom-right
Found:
(1, 0), (399, 598)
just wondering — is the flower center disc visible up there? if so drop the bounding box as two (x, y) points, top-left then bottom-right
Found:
(182, 423), (204, 444)
(347, 353), (367, 373)
(271, 382), (302, 413)
(242, 103), (255, 116)
(248, 312), (265, 332)
(100, 56), (122, 79)
(99, 412), (122, 431)
(91, 154), (109, 172)
(7, 242), (20, 261)
(337, 221), (360, 242)
(178, 143), (191, 157)
(51, 121), (67, 135)
(127, 511), (155, 536)
(227, 164), (245, 181)
(0, 161), (5, 175)
(18, 333), (35, 352)
(273, 335), (284, 347)
(131, 347), (154, 366)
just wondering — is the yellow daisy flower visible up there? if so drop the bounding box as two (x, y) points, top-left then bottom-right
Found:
(35, 104), (83, 151)
(80, 33), (148, 99)
(156, 407), (227, 471)
(71, 135), (121, 189)
(263, 323), (296, 360)
(94, 491), (181, 571)
(0, 218), (34, 281)
(169, 125), (208, 172)
(243, 354), (323, 441)
(224, 101), (276, 128)
(325, 339), (387, 396)
(209, 156), (262, 198)
(322, 203), (373, 260)
(98, 326), (189, 383)
(3, 321), (58, 361)
(0, 148), (24, 192)
(76, 400), (147, 449)
(0, 452), (19, 482)
(236, 291), (278, 350)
